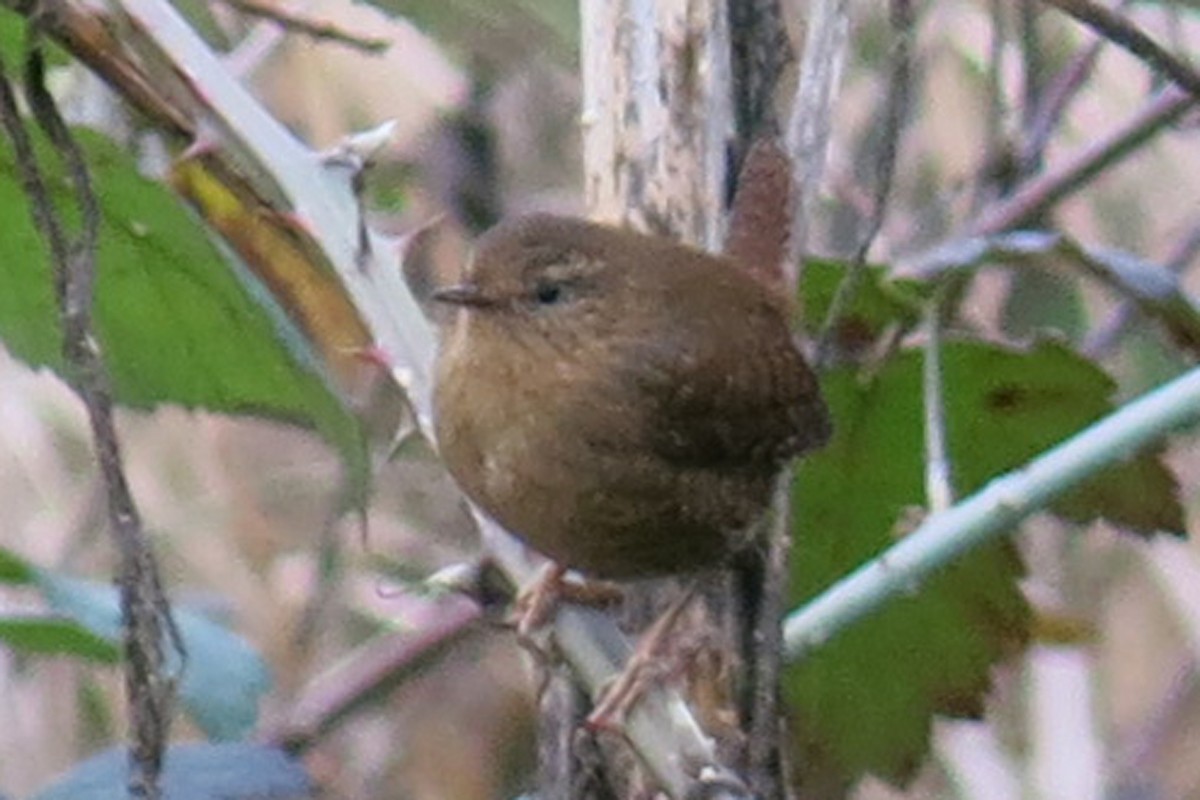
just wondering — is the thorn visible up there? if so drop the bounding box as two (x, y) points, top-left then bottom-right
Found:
(385, 418), (419, 461)
(343, 342), (394, 370)
(278, 210), (323, 242)
(177, 125), (220, 163)
(321, 120), (398, 170)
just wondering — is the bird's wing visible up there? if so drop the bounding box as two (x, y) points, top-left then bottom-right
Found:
(631, 296), (831, 469)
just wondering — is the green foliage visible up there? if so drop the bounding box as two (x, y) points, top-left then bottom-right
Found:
(786, 338), (1183, 791)
(1002, 266), (1087, 341)
(0, 616), (119, 663)
(798, 258), (928, 350)
(32, 743), (312, 800)
(0, 10), (68, 70)
(0, 126), (368, 504)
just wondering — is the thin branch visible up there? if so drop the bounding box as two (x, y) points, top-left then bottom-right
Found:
(900, 230), (1200, 358)
(922, 292), (954, 514)
(1041, 0), (1200, 103)
(268, 595), (482, 751)
(3, 39), (183, 799)
(815, 0), (913, 367)
(728, 0), (791, 143)
(972, 0), (1010, 216)
(1083, 222), (1200, 357)
(1020, 0), (1137, 169)
(784, 363), (1200, 662)
(1022, 39), (1104, 170)
(1019, 1), (1045, 142)
(970, 86), (1193, 236)
(218, 0), (390, 53)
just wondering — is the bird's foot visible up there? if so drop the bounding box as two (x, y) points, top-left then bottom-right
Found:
(585, 582), (699, 730)
(510, 563), (622, 640)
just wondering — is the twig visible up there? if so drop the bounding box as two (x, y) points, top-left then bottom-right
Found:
(1041, 0), (1200, 103)
(814, 0), (913, 367)
(1083, 222), (1200, 357)
(783, 362), (1200, 662)
(1, 41), (182, 799)
(922, 291), (954, 514)
(970, 86), (1193, 236)
(1020, 1), (1132, 169)
(971, 0), (1010, 216)
(1019, 1), (1045, 144)
(268, 595), (482, 751)
(899, 230), (1200, 358)
(219, 0), (390, 53)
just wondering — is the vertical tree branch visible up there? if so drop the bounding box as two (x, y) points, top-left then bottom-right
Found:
(0, 40), (181, 799)
(815, 0), (913, 368)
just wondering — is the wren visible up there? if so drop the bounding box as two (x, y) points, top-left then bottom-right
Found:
(432, 214), (831, 580)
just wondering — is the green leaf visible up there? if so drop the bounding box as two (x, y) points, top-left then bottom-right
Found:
(0, 615), (119, 662)
(787, 339), (1182, 793)
(1001, 266), (1087, 341)
(798, 259), (927, 355)
(0, 9), (69, 69)
(36, 570), (271, 741)
(0, 127), (368, 507)
(0, 547), (34, 584)
(32, 743), (313, 800)
(0, 8), (25, 64)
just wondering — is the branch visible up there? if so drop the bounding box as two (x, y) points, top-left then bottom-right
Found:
(267, 595), (482, 750)
(218, 0), (390, 53)
(783, 362), (1200, 661)
(0, 41), (181, 799)
(15, 0), (725, 795)
(899, 230), (1200, 358)
(814, 0), (912, 367)
(970, 86), (1193, 236)
(1040, 0), (1200, 103)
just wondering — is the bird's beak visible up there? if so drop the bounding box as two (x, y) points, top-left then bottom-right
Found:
(431, 283), (494, 308)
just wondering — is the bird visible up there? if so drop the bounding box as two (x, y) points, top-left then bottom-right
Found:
(431, 213), (830, 583)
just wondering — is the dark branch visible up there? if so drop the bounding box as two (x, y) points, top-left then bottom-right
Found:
(10, 36), (184, 800)
(1041, 0), (1200, 103)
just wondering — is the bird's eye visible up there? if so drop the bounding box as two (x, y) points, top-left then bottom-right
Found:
(533, 281), (564, 306)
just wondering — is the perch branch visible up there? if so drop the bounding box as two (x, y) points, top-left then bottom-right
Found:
(784, 363), (1200, 661)
(40, 0), (724, 795)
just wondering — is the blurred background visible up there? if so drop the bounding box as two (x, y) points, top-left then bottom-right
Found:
(1, 1), (1198, 798)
